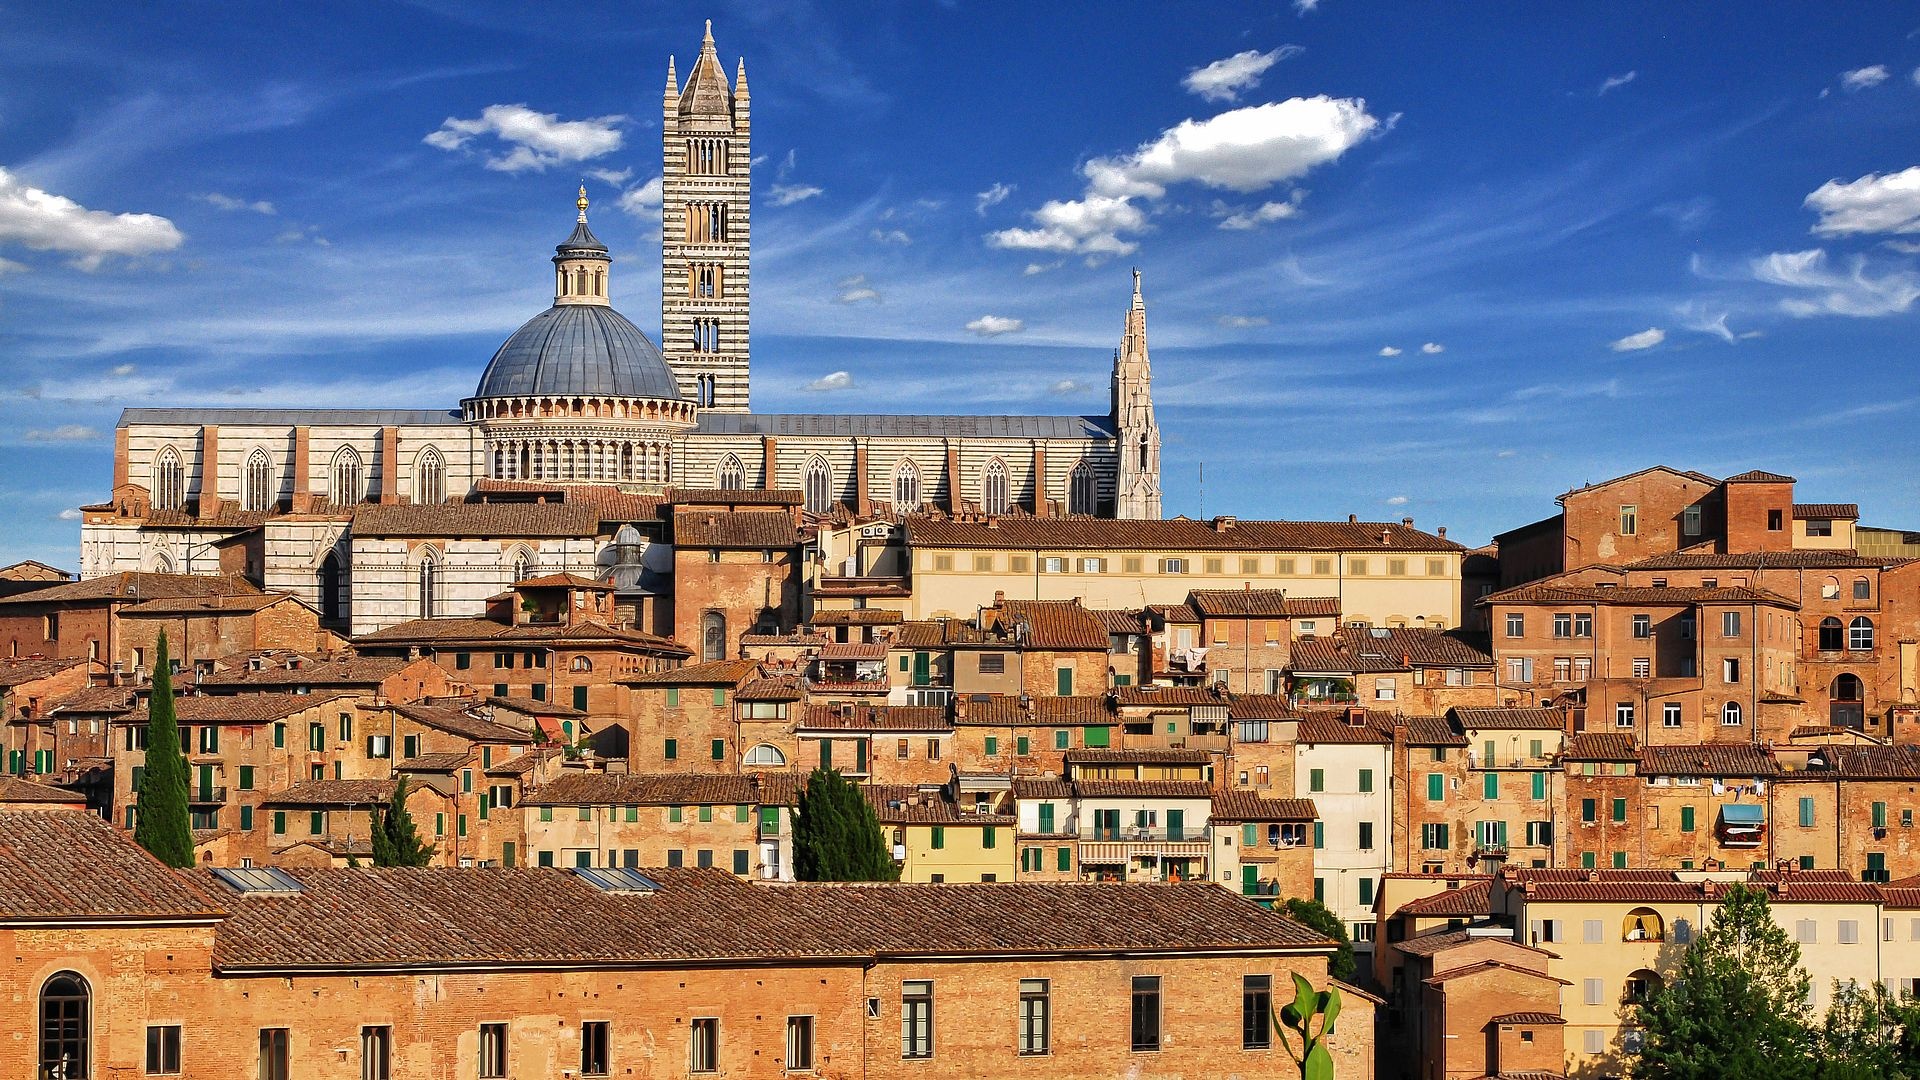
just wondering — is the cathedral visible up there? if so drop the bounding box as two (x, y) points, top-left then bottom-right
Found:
(77, 23), (1161, 631)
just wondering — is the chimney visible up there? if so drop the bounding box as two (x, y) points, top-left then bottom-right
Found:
(1213, 515), (1236, 531)
(1437, 526), (1447, 539)
(1401, 516), (1413, 527)
(1347, 513), (1358, 523)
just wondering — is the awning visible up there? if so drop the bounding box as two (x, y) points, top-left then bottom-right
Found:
(1721, 804), (1766, 824)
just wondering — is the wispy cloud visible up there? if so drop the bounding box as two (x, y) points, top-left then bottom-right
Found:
(836, 274), (880, 303)
(1217, 190), (1307, 230)
(870, 228), (911, 245)
(1217, 314), (1270, 328)
(804, 370), (855, 392)
(770, 184), (825, 206)
(965, 314), (1025, 336)
(1608, 327), (1665, 351)
(424, 104), (624, 172)
(200, 192), (275, 215)
(1420, 342), (1445, 354)
(1182, 46), (1303, 103)
(1840, 65), (1890, 91)
(0, 167), (182, 269)
(1293, 0), (1320, 14)
(1597, 70), (1637, 95)
(975, 182), (1014, 215)
(1378, 346), (1403, 357)
(616, 176), (664, 218)
(24, 424), (101, 442)
(1752, 249), (1920, 317)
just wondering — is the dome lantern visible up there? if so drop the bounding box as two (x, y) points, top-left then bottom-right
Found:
(554, 185), (611, 307)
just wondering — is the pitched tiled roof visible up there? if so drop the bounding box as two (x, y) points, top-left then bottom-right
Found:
(515, 572), (609, 589)
(1211, 791), (1317, 822)
(356, 616), (689, 653)
(957, 695), (1114, 726)
(818, 642), (887, 660)
(993, 600), (1111, 650)
(200, 868), (1332, 970)
(45, 684), (138, 715)
(0, 656), (89, 687)
(1426, 959), (1572, 986)
(1148, 602), (1201, 624)
(1289, 628), (1492, 673)
(1484, 583), (1798, 607)
(1794, 503), (1859, 520)
(396, 752), (472, 773)
(469, 479), (663, 523)
(673, 510), (800, 548)
(1638, 743), (1777, 777)
(0, 572), (261, 607)
(1227, 694), (1296, 720)
(119, 593), (304, 616)
(1625, 551), (1903, 570)
(1786, 745), (1920, 780)
(1491, 1012), (1566, 1025)
(737, 674), (805, 701)
(485, 696), (585, 718)
(798, 704), (951, 732)
(195, 656), (421, 690)
(1452, 707), (1566, 731)
(1112, 685), (1229, 707)
(1396, 879), (1492, 917)
(1557, 466), (1719, 503)
(0, 811), (223, 921)
(392, 703), (536, 743)
(1724, 469), (1795, 483)
(667, 487), (805, 507)
(1064, 747), (1211, 766)
(1073, 780), (1216, 799)
(1087, 608), (1149, 634)
(1564, 733), (1638, 761)
(487, 748), (556, 777)
(1398, 715), (1469, 747)
(1187, 590), (1342, 618)
(905, 516), (1466, 553)
(1296, 713), (1395, 744)
(624, 659), (761, 686)
(865, 785), (1014, 825)
(1392, 925), (1536, 958)
(526, 772), (770, 807)
(261, 779), (398, 807)
(1012, 777), (1075, 800)
(809, 609), (902, 626)
(352, 502), (601, 539)
(126, 692), (351, 725)
(0, 775), (87, 803)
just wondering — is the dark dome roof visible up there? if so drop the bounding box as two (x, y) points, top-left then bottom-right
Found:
(474, 305), (682, 401)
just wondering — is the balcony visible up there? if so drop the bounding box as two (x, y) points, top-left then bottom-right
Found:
(189, 786), (229, 805)
(1077, 825), (1213, 868)
(1288, 692), (1359, 709)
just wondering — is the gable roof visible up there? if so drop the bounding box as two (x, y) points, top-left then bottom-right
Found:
(624, 659), (762, 687)
(1210, 791), (1318, 822)
(0, 572), (261, 607)
(0, 775), (87, 804)
(1395, 878), (1493, 917)
(1288, 627), (1492, 673)
(991, 600), (1112, 650)
(1451, 707), (1566, 731)
(0, 811), (223, 922)
(672, 510), (800, 548)
(351, 502), (601, 539)
(1483, 583), (1798, 608)
(1186, 590), (1342, 618)
(1638, 743), (1778, 777)
(904, 516), (1466, 553)
(1556, 466), (1718, 503)
(0, 656), (89, 688)
(1794, 503), (1859, 520)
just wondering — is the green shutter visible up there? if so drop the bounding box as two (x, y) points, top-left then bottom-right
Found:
(1483, 773), (1499, 800)
(711, 739), (725, 761)
(1611, 798), (1626, 823)
(1800, 798), (1815, 827)
(699, 805), (713, 822)
(1016, 736), (1029, 756)
(1530, 772), (1546, 800)
(1056, 667), (1073, 696)
(1359, 769), (1374, 794)
(1057, 846), (1071, 872)
(1582, 798), (1596, 823)
(1054, 729), (1069, 750)
(982, 826), (996, 849)
(238, 765), (254, 790)
(1313, 821), (1324, 849)
(712, 688), (726, 707)
(1038, 804), (1055, 834)
(664, 738), (678, 761)
(239, 806), (253, 831)
(1582, 851), (1596, 869)
(273, 811), (286, 835)
(502, 842), (516, 868)
(666, 688), (680, 708)
(1427, 773), (1444, 801)
(669, 806), (683, 822)
(1612, 851), (1627, 869)
(1314, 877), (1324, 903)
(273, 722), (285, 748)
(1084, 726), (1110, 748)
(1358, 877), (1374, 907)
(735, 804), (749, 823)
(1166, 809), (1184, 841)
(1309, 769), (1325, 793)
(931, 826), (945, 849)
(1680, 806), (1695, 832)
(985, 736), (998, 757)
(1243, 823), (1258, 846)
(573, 686), (588, 711)
(540, 806), (553, 822)
(1874, 802), (1888, 829)
(733, 849), (749, 875)
(1437, 823), (1450, 849)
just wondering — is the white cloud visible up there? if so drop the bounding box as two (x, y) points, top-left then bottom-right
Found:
(1609, 327), (1665, 352)
(1377, 346), (1402, 357)
(1420, 342), (1445, 354)
(1385, 495), (1409, 506)
(989, 96), (1379, 256)
(1050, 379), (1086, 395)
(1293, 0), (1320, 13)
(616, 176), (664, 219)
(57, 508), (83, 521)
(1023, 261), (1063, 275)
(1805, 166), (1920, 236)
(1676, 304), (1738, 343)
(1219, 192), (1306, 230)
(1914, 66), (1920, 87)
(0, 256), (26, 275)
(965, 315), (1025, 336)
(1598, 71), (1637, 95)
(1217, 314), (1270, 328)
(110, 363), (137, 376)
(273, 225), (329, 246)
(0, 167), (183, 269)
(836, 274), (879, 303)
(870, 228), (911, 245)
(25, 424), (101, 442)
(586, 167), (633, 186)
(1495, 449), (1518, 459)
(1752, 248), (1920, 317)
(200, 192), (275, 215)
(769, 184), (824, 207)
(1841, 65), (1891, 91)
(424, 104), (625, 172)
(975, 182), (1014, 214)
(804, 371), (855, 392)
(1183, 47), (1302, 103)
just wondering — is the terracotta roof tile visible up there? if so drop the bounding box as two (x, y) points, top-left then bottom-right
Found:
(0, 775), (87, 803)
(1452, 707), (1566, 731)
(956, 695), (1114, 726)
(1392, 925), (1535, 958)
(1395, 879), (1492, 917)
(818, 642), (888, 660)
(1073, 780), (1215, 798)
(0, 572), (261, 607)
(672, 510), (800, 548)
(864, 785), (1014, 825)
(0, 656), (89, 687)
(1490, 1012), (1566, 1025)
(526, 772), (769, 807)
(1012, 777), (1074, 800)
(1485, 583), (1798, 607)
(1638, 743), (1777, 777)
(1794, 503), (1859, 520)
(1211, 791), (1317, 822)
(1087, 608), (1150, 634)
(808, 609), (903, 626)
(667, 487), (805, 507)
(906, 516), (1466, 553)
(1187, 590), (1342, 618)
(396, 752), (473, 773)
(625, 659), (761, 686)
(120, 593), (303, 616)
(1289, 628), (1492, 673)
(1063, 747), (1211, 766)
(515, 572), (610, 589)
(1564, 733), (1638, 761)
(1112, 685), (1230, 707)
(45, 684), (139, 715)
(1398, 715), (1469, 746)
(0, 811), (223, 921)
(1783, 745), (1920, 779)
(352, 502), (601, 539)
(261, 779), (398, 807)
(485, 695), (585, 718)
(392, 702), (536, 743)
(737, 675), (804, 701)
(1625, 551), (1903, 570)
(1724, 469), (1795, 483)
(1296, 713), (1395, 744)
(195, 655), (422, 690)
(126, 692), (353, 725)
(992, 600), (1112, 650)
(799, 704), (951, 732)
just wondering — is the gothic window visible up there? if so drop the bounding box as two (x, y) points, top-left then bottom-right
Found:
(152, 446), (185, 511)
(893, 460), (921, 511)
(39, 971), (89, 1080)
(512, 549), (532, 584)
(329, 447), (363, 504)
(150, 551), (175, 574)
(318, 552), (343, 624)
(691, 264), (721, 299)
(717, 454), (746, 489)
(803, 457), (833, 514)
(981, 459), (1010, 516)
(1138, 434), (1150, 471)
(242, 448), (274, 512)
(701, 610), (727, 662)
(1067, 460), (1097, 516)
(1849, 617), (1875, 651)
(417, 553), (439, 620)
(415, 447), (445, 505)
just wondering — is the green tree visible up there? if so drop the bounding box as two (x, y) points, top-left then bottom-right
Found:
(370, 776), (435, 867)
(1280, 897), (1356, 983)
(792, 768), (899, 881)
(132, 633), (194, 868)
(1811, 982), (1920, 1080)
(1632, 883), (1813, 1080)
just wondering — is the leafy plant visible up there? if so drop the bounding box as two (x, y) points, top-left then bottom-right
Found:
(1275, 972), (1342, 1080)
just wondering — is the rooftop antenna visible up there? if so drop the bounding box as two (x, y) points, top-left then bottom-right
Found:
(1198, 461), (1205, 520)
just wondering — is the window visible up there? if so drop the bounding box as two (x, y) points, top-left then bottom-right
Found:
(1422, 822), (1451, 849)
(478, 1023), (508, 1078)
(1723, 657), (1740, 684)
(1683, 505), (1702, 536)
(1721, 611), (1741, 638)
(981, 459), (1010, 515)
(1663, 702), (1682, 728)
(152, 446), (185, 510)
(1722, 701), (1742, 726)
(1800, 798), (1816, 828)
(330, 446), (363, 504)
(1574, 612), (1592, 637)
(39, 972), (89, 1080)
(892, 460), (921, 511)
(1019, 979), (1050, 1055)
(979, 653), (1006, 675)
(360, 1026), (390, 1080)
(1849, 617), (1875, 651)
(1161, 558), (1186, 574)
(574, 1021), (609, 1076)
(1505, 612), (1524, 637)
(1359, 822), (1375, 850)
(417, 555), (438, 620)
(1426, 773), (1445, 801)
(689, 1018), (718, 1073)
(1839, 920), (1860, 944)
(803, 456), (833, 514)
(1631, 613), (1651, 639)
(785, 1016), (815, 1071)
(701, 611), (726, 662)
(259, 1028), (289, 1080)
(242, 447), (274, 511)
(1130, 976), (1162, 1052)
(1308, 768), (1324, 793)
(1854, 576), (1872, 601)
(902, 981), (933, 1059)
(1619, 505), (1637, 535)
(1348, 558), (1369, 576)
(1375, 678), (1396, 701)
(1243, 975), (1273, 1050)
(146, 1025), (182, 1075)
(1819, 617), (1845, 650)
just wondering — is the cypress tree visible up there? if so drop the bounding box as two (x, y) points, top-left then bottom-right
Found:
(793, 768), (899, 882)
(1280, 897), (1357, 983)
(367, 802), (395, 866)
(132, 633), (195, 868)
(374, 775), (435, 867)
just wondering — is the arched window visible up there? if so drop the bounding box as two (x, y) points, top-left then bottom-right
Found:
(1832, 673), (1863, 701)
(418, 553), (439, 620)
(570, 657), (593, 673)
(330, 446), (363, 504)
(1623, 908), (1665, 942)
(1067, 460), (1097, 516)
(701, 610), (727, 662)
(39, 971), (89, 1079)
(152, 446), (184, 511)
(981, 459), (1009, 516)
(1624, 969), (1663, 1005)
(744, 744), (787, 767)
(415, 447), (445, 505)
(803, 457), (832, 514)
(717, 454), (745, 489)
(1821, 577), (1840, 600)
(893, 460), (921, 511)
(1819, 617), (1844, 651)
(1853, 577), (1872, 601)
(1849, 617), (1875, 651)
(511, 549), (532, 584)
(242, 448), (274, 512)
(1721, 700), (1742, 727)
(318, 552), (342, 624)
(150, 551), (174, 574)
(1138, 434), (1150, 471)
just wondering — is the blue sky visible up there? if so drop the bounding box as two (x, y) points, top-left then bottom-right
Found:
(2, 2), (1918, 568)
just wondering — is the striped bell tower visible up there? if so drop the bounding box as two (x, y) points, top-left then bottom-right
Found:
(661, 20), (751, 412)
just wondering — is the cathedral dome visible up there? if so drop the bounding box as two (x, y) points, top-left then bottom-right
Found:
(475, 304), (683, 401)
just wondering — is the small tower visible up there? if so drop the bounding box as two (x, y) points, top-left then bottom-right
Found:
(661, 20), (752, 411)
(1112, 269), (1162, 520)
(554, 185), (611, 307)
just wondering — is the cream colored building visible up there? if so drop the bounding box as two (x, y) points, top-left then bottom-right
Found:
(1296, 717), (1396, 960)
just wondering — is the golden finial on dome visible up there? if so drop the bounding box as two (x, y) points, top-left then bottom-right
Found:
(576, 183), (590, 222)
